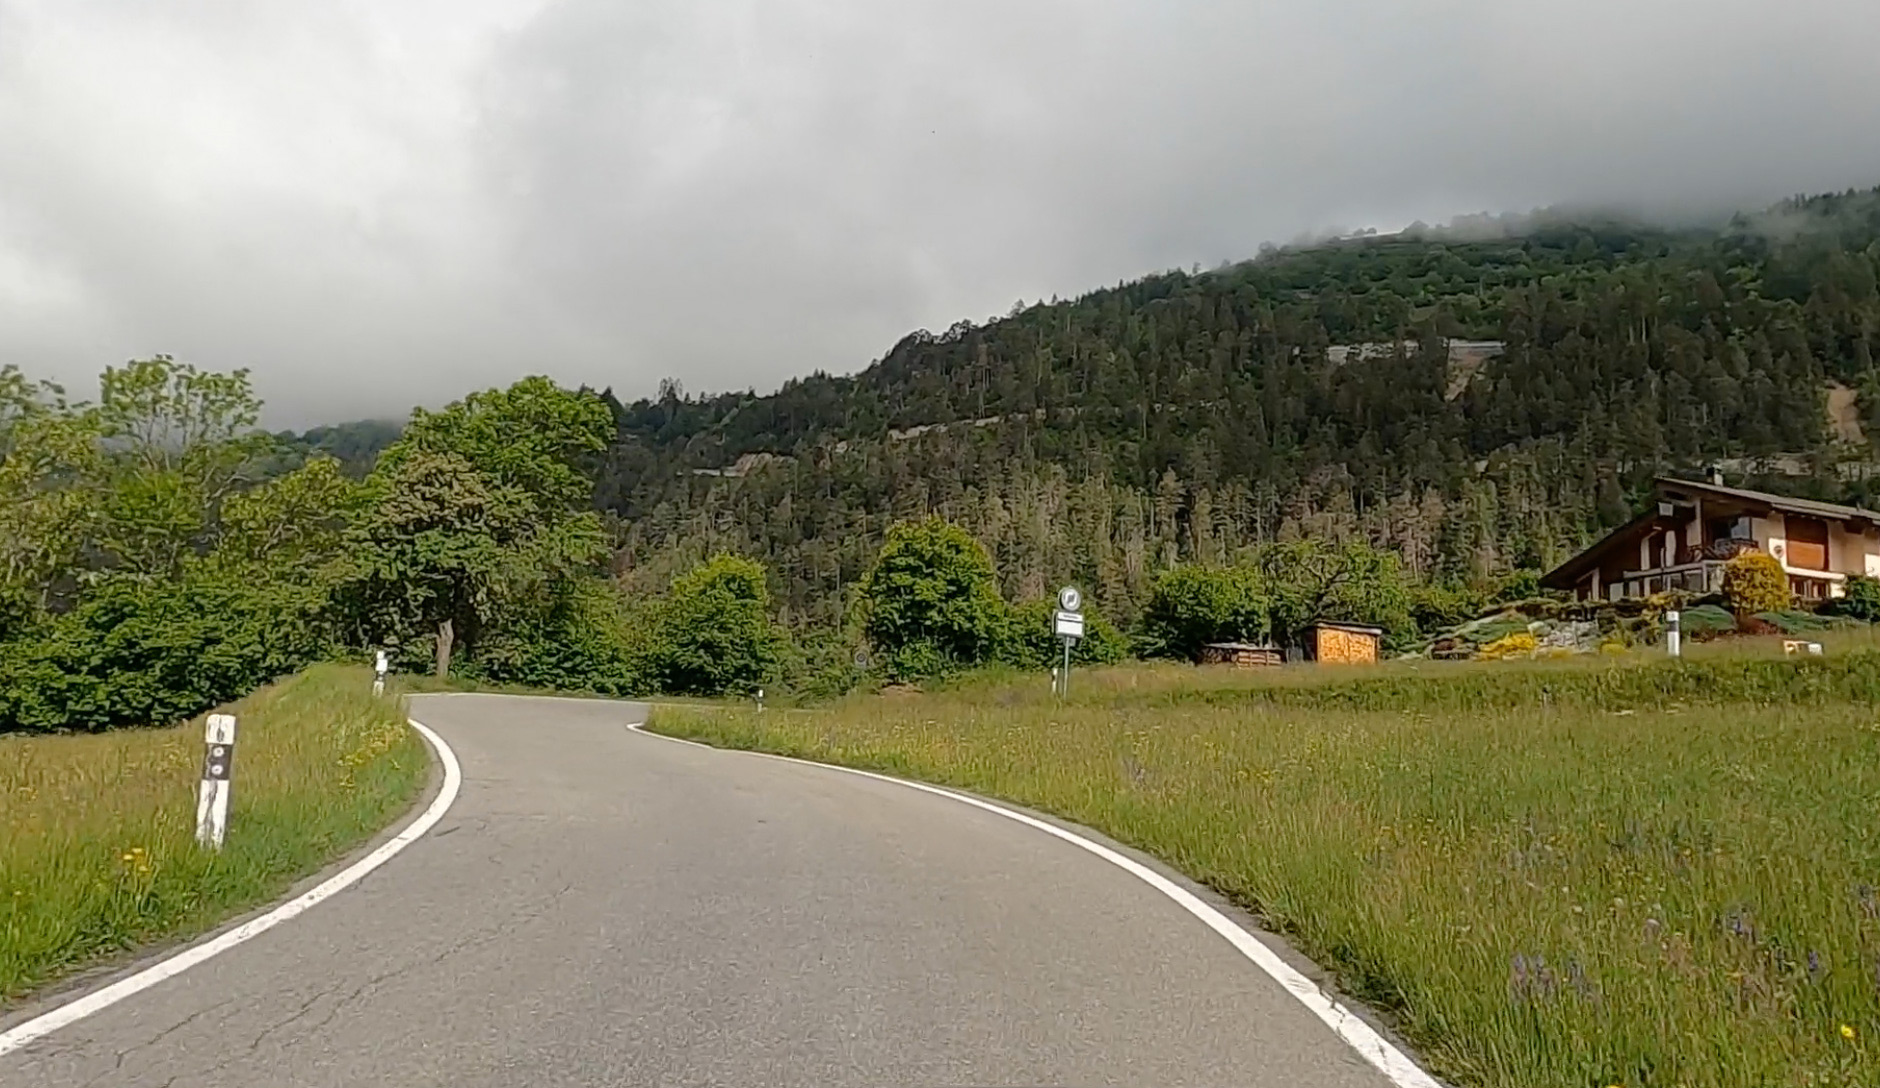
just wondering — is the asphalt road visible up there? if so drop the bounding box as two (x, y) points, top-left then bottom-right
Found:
(2, 694), (1412, 1087)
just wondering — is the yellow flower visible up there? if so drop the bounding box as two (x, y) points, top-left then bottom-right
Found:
(1842, 1023), (1857, 1040)
(120, 853), (134, 861)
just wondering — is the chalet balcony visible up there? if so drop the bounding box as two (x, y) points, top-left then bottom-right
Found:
(1672, 538), (1760, 566)
(1612, 537), (1844, 601)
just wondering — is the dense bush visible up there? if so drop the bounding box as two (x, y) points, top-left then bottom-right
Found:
(1489, 568), (1543, 603)
(1723, 552), (1790, 615)
(998, 599), (1129, 669)
(1135, 565), (1270, 660)
(1825, 574), (1880, 622)
(1407, 582), (1482, 635)
(643, 555), (784, 697)
(463, 579), (645, 695)
(778, 626), (875, 703)
(0, 571), (333, 732)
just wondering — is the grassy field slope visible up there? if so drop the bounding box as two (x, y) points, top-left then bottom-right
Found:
(1, 664), (427, 1004)
(652, 645), (1880, 1087)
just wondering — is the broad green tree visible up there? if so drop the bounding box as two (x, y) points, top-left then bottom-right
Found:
(339, 378), (613, 678)
(0, 409), (104, 622)
(93, 356), (276, 576)
(647, 554), (783, 696)
(1254, 539), (1414, 648)
(215, 455), (363, 568)
(858, 517), (1008, 677)
(380, 376), (612, 517)
(338, 451), (523, 678)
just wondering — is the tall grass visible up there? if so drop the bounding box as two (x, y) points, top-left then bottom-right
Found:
(653, 649), (1880, 1087)
(0, 664), (426, 1003)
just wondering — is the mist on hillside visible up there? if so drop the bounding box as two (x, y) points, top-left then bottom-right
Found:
(3, 1), (1879, 426)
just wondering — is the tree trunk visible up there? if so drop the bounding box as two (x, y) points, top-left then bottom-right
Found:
(434, 617), (454, 679)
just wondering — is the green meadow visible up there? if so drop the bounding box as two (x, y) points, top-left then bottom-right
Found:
(1, 665), (426, 1004)
(654, 644), (1880, 1087)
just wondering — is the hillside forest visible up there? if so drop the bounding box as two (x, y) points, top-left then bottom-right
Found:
(7, 185), (1880, 728)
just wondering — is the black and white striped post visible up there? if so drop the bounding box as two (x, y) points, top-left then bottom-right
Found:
(373, 649), (388, 697)
(195, 714), (236, 850)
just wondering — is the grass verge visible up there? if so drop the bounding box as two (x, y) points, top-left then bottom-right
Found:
(650, 650), (1880, 1087)
(1, 663), (427, 1005)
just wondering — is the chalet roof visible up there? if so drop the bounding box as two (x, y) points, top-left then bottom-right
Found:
(1651, 476), (1880, 524)
(1540, 477), (1880, 589)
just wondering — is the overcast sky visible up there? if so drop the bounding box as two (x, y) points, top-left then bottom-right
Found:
(4, 1), (1880, 426)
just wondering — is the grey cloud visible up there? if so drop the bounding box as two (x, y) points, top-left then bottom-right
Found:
(2, 0), (1879, 425)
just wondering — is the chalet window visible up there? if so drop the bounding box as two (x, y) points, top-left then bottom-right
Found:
(1647, 533), (1663, 569)
(1787, 515), (1829, 570)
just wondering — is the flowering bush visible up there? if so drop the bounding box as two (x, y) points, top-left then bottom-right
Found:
(1723, 552), (1789, 616)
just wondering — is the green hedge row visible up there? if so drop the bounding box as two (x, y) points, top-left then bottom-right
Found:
(0, 574), (333, 733)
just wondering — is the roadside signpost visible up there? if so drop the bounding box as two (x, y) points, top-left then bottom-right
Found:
(1053, 586), (1084, 696)
(196, 714), (236, 850)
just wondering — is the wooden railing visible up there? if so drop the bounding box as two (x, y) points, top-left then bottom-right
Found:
(1673, 538), (1759, 566)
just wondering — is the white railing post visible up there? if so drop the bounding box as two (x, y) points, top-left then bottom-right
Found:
(196, 714), (236, 850)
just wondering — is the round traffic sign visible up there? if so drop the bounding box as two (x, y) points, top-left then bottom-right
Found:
(1058, 586), (1082, 612)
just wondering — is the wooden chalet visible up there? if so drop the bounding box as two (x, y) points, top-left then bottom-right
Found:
(1540, 474), (1880, 603)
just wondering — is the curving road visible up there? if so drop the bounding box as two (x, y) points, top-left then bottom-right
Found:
(1, 694), (1420, 1087)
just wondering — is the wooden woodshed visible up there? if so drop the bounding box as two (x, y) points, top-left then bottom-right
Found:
(1198, 642), (1283, 668)
(1306, 622), (1383, 664)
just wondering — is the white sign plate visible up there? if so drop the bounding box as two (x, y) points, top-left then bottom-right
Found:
(1053, 609), (1085, 639)
(1058, 586), (1082, 612)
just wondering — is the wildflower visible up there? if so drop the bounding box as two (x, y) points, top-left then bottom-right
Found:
(1842, 1023), (1857, 1041)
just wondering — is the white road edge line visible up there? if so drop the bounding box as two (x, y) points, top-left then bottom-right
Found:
(0, 717), (462, 1059)
(627, 717), (1445, 1088)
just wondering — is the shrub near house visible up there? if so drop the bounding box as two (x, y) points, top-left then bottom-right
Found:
(1723, 552), (1791, 616)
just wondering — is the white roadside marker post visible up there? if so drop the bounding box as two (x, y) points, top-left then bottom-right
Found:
(196, 714), (236, 850)
(373, 649), (388, 697)
(1665, 609), (1681, 658)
